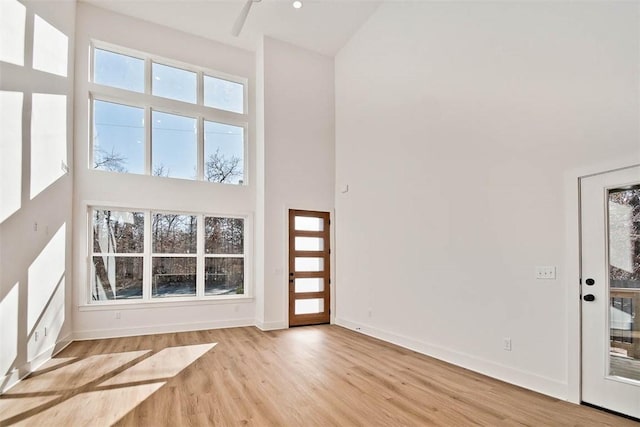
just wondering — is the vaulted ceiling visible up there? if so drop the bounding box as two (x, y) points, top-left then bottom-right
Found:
(81, 0), (381, 56)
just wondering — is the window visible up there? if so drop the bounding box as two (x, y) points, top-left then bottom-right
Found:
(205, 217), (244, 295)
(91, 209), (145, 300)
(152, 111), (197, 179)
(89, 44), (247, 184)
(152, 213), (197, 297)
(204, 121), (244, 184)
(93, 100), (144, 174)
(89, 207), (247, 304)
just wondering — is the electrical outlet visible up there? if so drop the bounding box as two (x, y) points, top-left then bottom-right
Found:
(35, 331), (39, 342)
(503, 337), (512, 351)
(535, 266), (556, 280)
(115, 311), (121, 319)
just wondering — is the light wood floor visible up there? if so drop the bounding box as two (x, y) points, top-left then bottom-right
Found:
(0, 325), (637, 426)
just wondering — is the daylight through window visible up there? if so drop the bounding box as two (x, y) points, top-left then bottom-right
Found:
(89, 45), (247, 184)
(90, 207), (246, 303)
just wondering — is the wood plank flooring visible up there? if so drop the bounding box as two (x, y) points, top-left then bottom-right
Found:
(0, 325), (637, 426)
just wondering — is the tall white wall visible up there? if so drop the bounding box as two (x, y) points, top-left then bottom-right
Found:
(335, 1), (640, 399)
(1, 0), (76, 392)
(72, 4), (256, 339)
(255, 37), (335, 329)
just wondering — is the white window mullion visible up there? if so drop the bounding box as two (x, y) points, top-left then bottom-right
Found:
(197, 214), (205, 297)
(88, 93), (95, 170)
(143, 210), (152, 300)
(197, 70), (204, 106)
(145, 106), (152, 175)
(197, 116), (204, 181)
(145, 57), (153, 176)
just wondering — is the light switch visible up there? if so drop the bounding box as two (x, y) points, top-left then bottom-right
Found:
(535, 266), (556, 280)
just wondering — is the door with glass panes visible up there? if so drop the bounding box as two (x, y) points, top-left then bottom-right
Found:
(289, 210), (330, 326)
(581, 165), (640, 419)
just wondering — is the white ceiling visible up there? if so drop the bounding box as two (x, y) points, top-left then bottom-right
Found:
(80, 0), (381, 56)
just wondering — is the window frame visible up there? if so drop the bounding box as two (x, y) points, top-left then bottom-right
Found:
(88, 40), (249, 185)
(86, 205), (250, 307)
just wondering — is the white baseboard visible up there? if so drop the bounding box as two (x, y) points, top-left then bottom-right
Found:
(334, 318), (568, 400)
(255, 320), (287, 331)
(1, 334), (73, 394)
(73, 318), (255, 341)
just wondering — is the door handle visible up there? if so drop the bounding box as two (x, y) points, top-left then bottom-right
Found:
(583, 294), (595, 302)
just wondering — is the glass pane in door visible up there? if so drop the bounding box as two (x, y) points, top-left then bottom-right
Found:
(295, 216), (323, 231)
(295, 237), (323, 251)
(295, 298), (324, 315)
(608, 186), (640, 381)
(295, 278), (324, 293)
(295, 257), (324, 272)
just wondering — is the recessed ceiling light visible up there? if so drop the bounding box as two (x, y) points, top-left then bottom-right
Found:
(292, 1), (303, 9)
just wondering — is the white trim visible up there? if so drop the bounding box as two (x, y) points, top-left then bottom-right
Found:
(78, 295), (254, 311)
(73, 318), (255, 341)
(255, 320), (287, 331)
(335, 318), (568, 400)
(1, 335), (73, 394)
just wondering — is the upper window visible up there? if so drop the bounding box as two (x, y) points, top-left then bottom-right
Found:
(89, 44), (247, 184)
(93, 48), (144, 92)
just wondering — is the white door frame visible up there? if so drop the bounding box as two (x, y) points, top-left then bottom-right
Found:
(564, 161), (640, 405)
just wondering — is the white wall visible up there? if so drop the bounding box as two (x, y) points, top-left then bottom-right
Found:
(72, 4), (256, 339)
(1, 0), (76, 392)
(335, 1), (640, 399)
(255, 37), (335, 329)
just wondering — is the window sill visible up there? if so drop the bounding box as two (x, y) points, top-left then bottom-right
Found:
(78, 295), (254, 311)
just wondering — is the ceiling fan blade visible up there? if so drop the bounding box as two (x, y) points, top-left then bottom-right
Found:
(231, 0), (256, 37)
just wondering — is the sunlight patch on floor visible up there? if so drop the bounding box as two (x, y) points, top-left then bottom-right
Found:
(1, 343), (216, 425)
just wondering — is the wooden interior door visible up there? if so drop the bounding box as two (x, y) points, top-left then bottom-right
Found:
(289, 209), (330, 327)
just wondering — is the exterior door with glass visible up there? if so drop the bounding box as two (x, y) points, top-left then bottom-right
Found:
(289, 210), (330, 327)
(581, 165), (640, 418)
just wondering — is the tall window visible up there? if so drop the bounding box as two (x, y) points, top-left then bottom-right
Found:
(90, 207), (246, 304)
(90, 44), (247, 184)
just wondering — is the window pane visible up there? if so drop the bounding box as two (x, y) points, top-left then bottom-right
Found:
(93, 100), (144, 174)
(295, 237), (323, 251)
(205, 217), (244, 254)
(205, 258), (244, 296)
(608, 187), (640, 381)
(204, 121), (244, 184)
(93, 48), (144, 92)
(295, 216), (323, 232)
(204, 75), (244, 113)
(93, 209), (144, 253)
(152, 63), (196, 103)
(295, 257), (324, 272)
(92, 256), (143, 300)
(152, 111), (196, 180)
(295, 278), (324, 293)
(152, 257), (196, 297)
(295, 298), (324, 315)
(152, 213), (197, 253)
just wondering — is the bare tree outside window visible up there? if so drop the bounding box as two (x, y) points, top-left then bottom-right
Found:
(205, 148), (242, 183)
(94, 147), (128, 173)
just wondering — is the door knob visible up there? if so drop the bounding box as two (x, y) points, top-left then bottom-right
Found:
(585, 278), (595, 286)
(583, 294), (595, 302)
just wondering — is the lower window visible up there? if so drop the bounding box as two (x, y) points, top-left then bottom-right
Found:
(90, 207), (246, 303)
